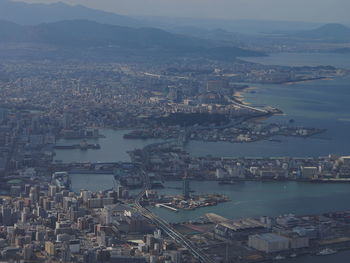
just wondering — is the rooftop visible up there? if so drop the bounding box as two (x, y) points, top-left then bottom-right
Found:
(252, 233), (289, 243)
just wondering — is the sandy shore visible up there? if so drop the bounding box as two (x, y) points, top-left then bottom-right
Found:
(233, 77), (333, 105)
(233, 86), (257, 105)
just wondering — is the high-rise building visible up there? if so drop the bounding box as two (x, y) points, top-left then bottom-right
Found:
(29, 186), (40, 203)
(104, 206), (113, 225)
(207, 79), (229, 93)
(49, 185), (57, 197)
(168, 86), (183, 103)
(62, 113), (72, 129)
(1, 207), (12, 226)
(23, 244), (33, 260)
(0, 108), (8, 123)
(45, 241), (55, 256)
(182, 175), (190, 199)
(117, 185), (124, 199)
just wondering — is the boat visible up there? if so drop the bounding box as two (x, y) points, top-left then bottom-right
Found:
(218, 180), (237, 185)
(316, 248), (336, 256)
(289, 253), (297, 258)
(274, 255), (286, 260)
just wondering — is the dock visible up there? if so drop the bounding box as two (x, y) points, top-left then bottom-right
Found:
(156, 203), (179, 212)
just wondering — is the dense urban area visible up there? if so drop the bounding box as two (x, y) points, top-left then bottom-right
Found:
(0, 56), (349, 263)
(0, 1), (350, 262)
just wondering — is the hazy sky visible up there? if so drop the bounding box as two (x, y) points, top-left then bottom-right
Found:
(18, 0), (350, 23)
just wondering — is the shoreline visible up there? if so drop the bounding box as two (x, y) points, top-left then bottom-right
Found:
(161, 177), (350, 184)
(233, 86), (257, 105)
(232, 73), (347, 107)
(169, 208), (350, 263)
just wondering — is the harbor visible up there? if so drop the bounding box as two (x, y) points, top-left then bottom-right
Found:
(151, 193), (230, 212)
(167, 210), (350, 262)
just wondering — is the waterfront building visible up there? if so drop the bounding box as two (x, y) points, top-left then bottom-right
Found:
(301, 166), (318, 179)
(341, 156), (350, 166)
(288, 235), (309, 249)
(117, 185), (124, 199)
(215, 218), (266, 240)
(216, 168), (227, 179)
(248, 233), (289, 253)
(276, 214), (300, 228)
(182, 176), (190, 199)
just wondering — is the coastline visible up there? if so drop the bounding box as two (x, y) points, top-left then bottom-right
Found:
(233, 86), (257, 105)
(232, 73), (348, 106)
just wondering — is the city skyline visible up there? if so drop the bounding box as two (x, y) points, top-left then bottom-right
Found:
(0, 0), (350, 262)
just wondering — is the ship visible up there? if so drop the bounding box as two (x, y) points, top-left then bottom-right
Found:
(218, 180), (237, 185)
(316, 248), (336, 256)
(54, 143), (100, 150)
(218, 179), (244, 185)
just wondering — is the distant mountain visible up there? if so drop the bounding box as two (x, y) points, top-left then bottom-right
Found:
(137, 16), (321, 35)
(167, 26), (247, 45)
(0, 19), (26, 40)
(0, 20), (265, 61)
(0, 0), (141, 27)
(0, 1), (321, 34)
(294, 23), (350, 42)
(330, 47), (350, 54)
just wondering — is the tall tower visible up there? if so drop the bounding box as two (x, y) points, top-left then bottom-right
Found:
(182, 172), (190, 199)
(104, 206), (113, 225)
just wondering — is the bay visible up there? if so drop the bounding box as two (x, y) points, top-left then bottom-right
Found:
(54, 129), (162, 163)
(282, 250), (350, 263)
(64, 52), (350, 262)
(240, 52), (350, 68)
(185, 53), (350, 158)
(70, 173), (115, 193)
(149, 181), (350, 223)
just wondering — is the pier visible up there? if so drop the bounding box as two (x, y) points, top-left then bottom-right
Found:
(156, 203), (179, 212)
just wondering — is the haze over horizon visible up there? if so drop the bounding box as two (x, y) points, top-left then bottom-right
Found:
(14, 0), (350, 24)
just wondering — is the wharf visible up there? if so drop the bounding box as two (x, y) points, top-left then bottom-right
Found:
(156, 203), (179, 212)
(54, 144), (100, 150)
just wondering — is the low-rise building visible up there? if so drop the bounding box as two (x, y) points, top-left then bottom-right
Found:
(248, 233), (289, 253)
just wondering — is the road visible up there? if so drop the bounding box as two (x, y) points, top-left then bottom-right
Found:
(134, 169), (215, 263)
(225, 95), (268, 114)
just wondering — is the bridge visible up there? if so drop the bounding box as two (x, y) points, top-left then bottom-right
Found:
(134, 169), (215, 263)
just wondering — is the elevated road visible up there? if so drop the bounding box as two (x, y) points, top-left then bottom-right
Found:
(225, 95), (268, 114)
(134, 170), (215, 263)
